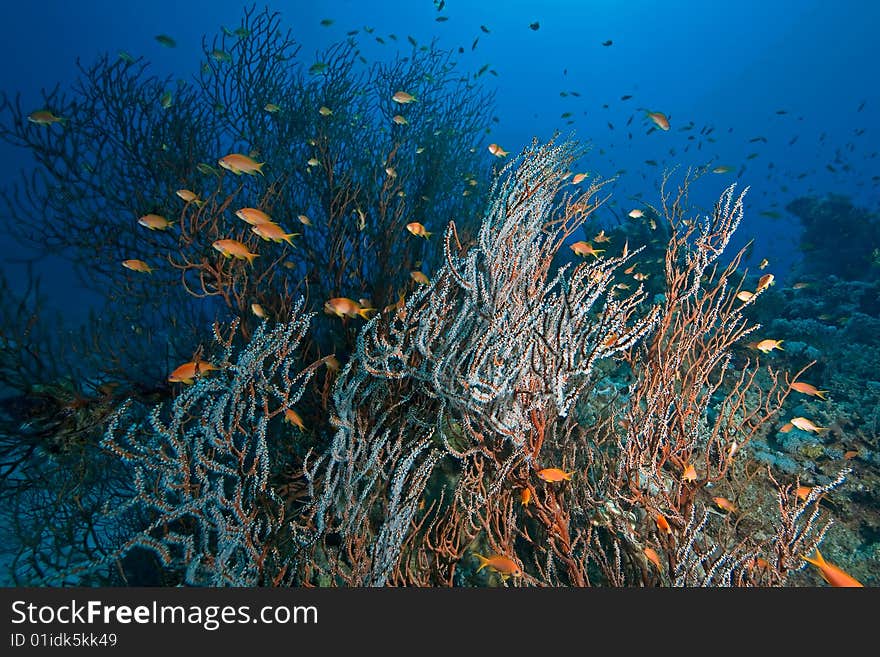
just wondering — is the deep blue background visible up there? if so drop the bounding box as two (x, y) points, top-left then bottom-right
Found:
(1, 0), (878, 326)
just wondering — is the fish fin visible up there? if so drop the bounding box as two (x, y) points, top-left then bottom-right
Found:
(802, 549), (826, 569)
(256, 162), (266, 176)
(246, 253), (259, 265)
(358, 307), (376, 320)
(817, 391), (828, 400)
(473, 553), (489, 572)
(424, 231), (432, 239)
(182, 378), (194, 385)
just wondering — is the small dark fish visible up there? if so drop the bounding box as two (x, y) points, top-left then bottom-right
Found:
(645, 159), (658, 166)
(789, 135), (799, 145)
(436, 16), (449, 22)
(309, 62), (328, 75)
(560, 91), (568, 97)
(748, 136), (767, 143)
(746, 152), (759, 159)
(477, 63), (489, 76)
(561, 111), (572, 118)
(571, 91), (580, 97)
(388, 33), (398, 41)
(602, 40), (613, 46)
(436, 0), (445, 10)
(407, 35), (416, 46)
(826, 164), (837, 172)
(233, 27), (250, 37)
(489, 69), (498, 76)
(155, 34), (176, 48)
(472, 37), (479, 50)
(626, 115), (633, 126)
(481, 25), (490, 33)
(347, 29), (360, 36)
(857, 100), (865, 112)
(529, 22), (540, 30)
(608, 122), (614, 130)
(458, 46), (464, 53)
(775, 109), (787, 115)
(376, 36), (385, 44)
(320, 18), (334, 26)
(620, 94), (632, 101)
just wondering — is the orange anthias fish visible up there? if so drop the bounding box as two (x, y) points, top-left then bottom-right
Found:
(682, 463), (697, 483)
(175, 189), (203, 205)
(571, 172), (588, 185)
(137, 213), (173, 230)
(487, 143), (509, 157)
(644, 547), (662, 571)
(28, 109), (65, 125)
(790, 417), (827, 433)
(646, 111), (670, 131)
(802, 549), (863, 587)
(628, 208), (644, 219)
(392, 90), (417, 104)
(168, 360), (218, 384)
(755, 339), (784, 353)
(324, 297), (375, 320)
(410, 270), (430, 285)
(235, 207), (274, 225)
(406, 222), (432, 238)
(756, 273), (775, 292)
(520, 488), (532, 506)
(593, 230), (611, 243)
(789, 381), (829, 400)
(251, 222), (299, 246)
(283, 408), (305, 430)
(713, 497), (737, 514)
(218, 153), (265, 176)
(655, 514), (672, 535)
(122, 259), (154, 274)
(213, 239), (259, 264)
(779, 422), (794, 433)
(474, 553), (523, 578)
(536, 468), (574, 482)
(796, 485), (812, 502)
(570, 241), (605, 258)
(736, 290), (755, 302)
(251, 303), (267, 318)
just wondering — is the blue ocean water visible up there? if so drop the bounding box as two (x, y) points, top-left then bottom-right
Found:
(1, 0), (877, 320)
(0, 0), (876, 587)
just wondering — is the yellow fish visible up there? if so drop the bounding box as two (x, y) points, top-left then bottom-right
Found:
(251, 222), (299, 246)
(212, 239), (259, 264)
(122, 259), (154, 273)
(168, 360), (218, 384)
(235, 207), (273, 225)
(570, 241), (605, 258)
(324, 297), (374, 320)
(406, 222), (431, 238)
(392, 90), (416, 104)
(137, 214), (173, 230)
(27, 109), (65, 125)
(473, 553), (523, 578)
(790, 417), (827, 433)
(218, 153), (265, 176)
(755, 339), (783, 353)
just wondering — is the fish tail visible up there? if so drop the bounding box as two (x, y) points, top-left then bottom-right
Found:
(256, 162), (266, 176)
(246, 253), (259, 265)
(423, 231), (432, 239)
(473, 553), (489, 572)
(802, 549), (826, 569)
(817, 390), (828, 400)
(358, 307), (376, 320)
